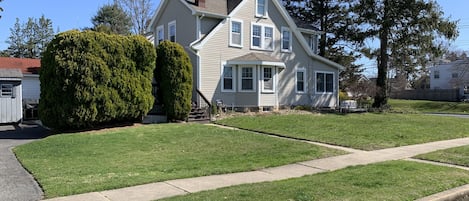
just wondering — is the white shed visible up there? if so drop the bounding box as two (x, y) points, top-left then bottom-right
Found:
(0, 69), (23, 124)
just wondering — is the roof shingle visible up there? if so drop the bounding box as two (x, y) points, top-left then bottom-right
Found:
(0, 57), (41, 75)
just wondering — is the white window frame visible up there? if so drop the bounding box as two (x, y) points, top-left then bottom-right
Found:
(281, 27), (292, 52)
(239, 66), (256, 92)
(310, 34), (319, 54)
(315, 71), (335, 94)
(221, 63), (236, 92)
(0, 84), (14, 98)
(168, 20), (176, 42)
(262, 67), (275, 93)
(296, 68), (306, 94)
(229, 19), (243, 48)
(156, 25), (164, 45)
(251, 23), (274, 51)
(255, 0), (268, 18)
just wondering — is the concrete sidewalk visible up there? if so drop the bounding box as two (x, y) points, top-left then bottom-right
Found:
(43, 136), (469, 201)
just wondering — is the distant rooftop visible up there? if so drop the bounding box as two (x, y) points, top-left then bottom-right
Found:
(0, 57), (41, 75)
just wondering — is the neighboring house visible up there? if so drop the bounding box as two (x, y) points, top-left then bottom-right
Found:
(0, 69), (23, 124)
(429, 59), (469, 98)
(0, 57), (41, 120)
(148, 0), (345, 110)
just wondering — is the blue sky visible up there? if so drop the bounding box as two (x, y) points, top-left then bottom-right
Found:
(0, 0), (467, 74)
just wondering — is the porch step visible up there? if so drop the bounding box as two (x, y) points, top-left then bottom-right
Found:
(188, 107), (210, 122)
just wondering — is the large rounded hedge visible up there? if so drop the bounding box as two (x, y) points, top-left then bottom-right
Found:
(39, 30), (156, 130)
(155, 41), (193, 121)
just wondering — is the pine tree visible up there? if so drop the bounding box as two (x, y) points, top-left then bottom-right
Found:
(353, 0), (458, 108)
(92, 3), (132, 35)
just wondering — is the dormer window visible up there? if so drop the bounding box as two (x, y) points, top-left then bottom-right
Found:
(256, 0), (267, 18)
(310, 35), (319, 54)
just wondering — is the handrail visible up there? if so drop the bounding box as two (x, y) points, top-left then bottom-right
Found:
(196, 89), (212, 121)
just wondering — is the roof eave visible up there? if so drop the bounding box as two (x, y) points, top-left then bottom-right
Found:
(226, 60), (286, 68)
(193, 10), (229, 19)
(297, 28), (323, 35)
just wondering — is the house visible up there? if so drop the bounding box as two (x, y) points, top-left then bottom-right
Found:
(0, 69), (23, 124)
(147, 0), (345, 111)
(0, 57), (41, 120)
(429, 59), (469, 99)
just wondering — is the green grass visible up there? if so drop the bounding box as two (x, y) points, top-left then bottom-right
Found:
(161, 160), (469, 201)
(389, 99), (469, 114)
(216, 113), (469, 150)
(415, 145), (469, 167)
(14, 124), (344, 198)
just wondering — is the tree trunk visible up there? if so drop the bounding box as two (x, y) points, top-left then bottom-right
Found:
(373, 0), (389, 108)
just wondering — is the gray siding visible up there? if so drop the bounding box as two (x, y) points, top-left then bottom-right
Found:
(0, 81), (22, 124)
(22, 76), (40, 101)
(201, 18), (221, 38)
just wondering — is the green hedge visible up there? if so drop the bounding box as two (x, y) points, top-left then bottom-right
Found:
(39, 30), (156, 130)
(155, 41), (193, 121)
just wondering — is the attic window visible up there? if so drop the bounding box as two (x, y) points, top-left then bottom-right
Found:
(168, 21), (176, 42)
(256, 0), (268, 18)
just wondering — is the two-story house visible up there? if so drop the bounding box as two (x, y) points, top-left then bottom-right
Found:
(429, 59), (469, 99)
(148, 0), (345, 111)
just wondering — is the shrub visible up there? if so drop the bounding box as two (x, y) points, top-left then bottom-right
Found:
(339, 91), (350, 101)
(39, 30), (156, 130)
(155, 41), (193, 121)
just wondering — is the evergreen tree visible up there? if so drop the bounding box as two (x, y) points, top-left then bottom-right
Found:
(283, 0), (363, 91)
(5, 16), (54, 58)
(352, 0), (458, 108)
(92, 3), (132, 35)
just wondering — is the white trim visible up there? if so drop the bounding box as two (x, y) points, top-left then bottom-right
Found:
(192, 1), (248, 50)
(315, 71), (335, 94)
(147, 0), (193, 33)
(196, 16), (201, 39)
(156, 25), (164, 45)
(168, 20), (176, 42)
(270, 0), (345, 70)
(261, 66), (275, 93)
(221, 62), (236, 92)
(255, 0), (268, 18)
(229, 19), (243, 48)
(238, 66), (256, 92)
(281, 26), (292, 53)
(226, 60), (285, 68)
(250, 22), (274, 51)
(296, 67), (307, 94)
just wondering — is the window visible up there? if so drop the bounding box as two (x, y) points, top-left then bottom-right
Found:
(281, 27), (292, 52)
(252, 25), (262, 49)
(156, 25), (164, 45)
(310, 34), (319, 54)
(222, 65), (235, 92)
(256, 0), (267, 17)
(240, 67), (254, 91)
(452, 73), (459, 78)
(316, 72), (334, 93)
(296, 68), (306, 93)
(262, 67), (274, 92)
(1, 84), (13, 97)
(264, 27), (273, 50)
(251, 23), (274, 50)
(465, 86), (469, 94)
(434, 70), (440, 79)
(230, 20), (243, 47)
(168, 21), (176, 42)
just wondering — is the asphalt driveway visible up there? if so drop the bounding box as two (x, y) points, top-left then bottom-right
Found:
(0, 123), (50, 201)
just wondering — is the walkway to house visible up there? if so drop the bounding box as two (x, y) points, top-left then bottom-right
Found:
(0, 123), (49, 201)
(43, 124), (469, 201)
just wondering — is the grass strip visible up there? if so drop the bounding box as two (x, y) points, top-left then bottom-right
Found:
(161, 160), (469, 201)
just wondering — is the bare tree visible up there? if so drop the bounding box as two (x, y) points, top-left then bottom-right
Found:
(449, 60), (469, 89)
(115, 0), (155, 35)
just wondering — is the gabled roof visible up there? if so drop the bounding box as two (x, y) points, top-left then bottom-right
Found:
(0, 57), (40, 75)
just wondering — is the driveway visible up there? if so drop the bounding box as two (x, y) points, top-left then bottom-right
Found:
(0, 123), (50, 201)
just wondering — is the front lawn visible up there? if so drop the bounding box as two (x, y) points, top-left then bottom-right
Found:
(14, 124), (344, 198)
(216, 113), (469, 150)
(389, 99), (469, 114)
(415, 145), (469, 167)
(162, 160), (469, 201)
